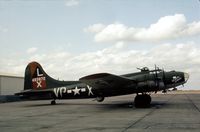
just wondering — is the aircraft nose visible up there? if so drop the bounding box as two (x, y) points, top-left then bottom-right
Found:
(184, 72), (189, 82)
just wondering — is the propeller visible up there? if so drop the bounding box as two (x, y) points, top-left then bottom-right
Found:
(154, 65), (166, 92)
(162, 68), (167, 92)
(154, 65), (159, 88)
(155, 65), (158, 76)
(162, 68), (166, 85)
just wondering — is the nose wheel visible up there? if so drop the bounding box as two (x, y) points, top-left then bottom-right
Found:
(134, 94), (151, 108)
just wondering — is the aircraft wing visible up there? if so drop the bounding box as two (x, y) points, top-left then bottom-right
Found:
(79, 73), (134, 90)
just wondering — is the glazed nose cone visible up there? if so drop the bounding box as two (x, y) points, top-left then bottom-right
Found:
(184, 72), (189, 82)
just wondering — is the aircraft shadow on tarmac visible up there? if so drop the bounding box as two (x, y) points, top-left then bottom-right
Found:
(99, 101), (167, 109)
(22, 100), (167, 109)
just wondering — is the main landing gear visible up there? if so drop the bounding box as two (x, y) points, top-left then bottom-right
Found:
(134, 94), (151, 108)
(51, 100), (56, 105)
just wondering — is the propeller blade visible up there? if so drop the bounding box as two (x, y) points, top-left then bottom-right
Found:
(162, 68), (165, 84)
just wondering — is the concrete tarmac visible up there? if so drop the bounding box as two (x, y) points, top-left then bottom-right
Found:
(0, 91), (200, 132)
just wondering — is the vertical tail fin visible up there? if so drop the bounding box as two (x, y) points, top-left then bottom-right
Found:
(24, 62), (48, 90)
(24, 61), (79, 90)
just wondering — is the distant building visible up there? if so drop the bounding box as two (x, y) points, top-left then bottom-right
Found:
(0, 74), (24, 95)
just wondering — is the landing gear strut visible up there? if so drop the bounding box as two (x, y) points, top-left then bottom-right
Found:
(51, 100), (56, 105)
(134, 94), (151, 108)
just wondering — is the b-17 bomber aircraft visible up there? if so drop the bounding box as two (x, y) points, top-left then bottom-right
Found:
(16, 62), (189, 107)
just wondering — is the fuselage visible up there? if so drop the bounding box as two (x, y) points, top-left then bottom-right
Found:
(42, 70), (189, 100)
(16, 61), (189, 102)
(15, 62), (189, 106)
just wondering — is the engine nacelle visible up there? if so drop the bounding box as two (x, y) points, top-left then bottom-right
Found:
(137, 80), (165, 92)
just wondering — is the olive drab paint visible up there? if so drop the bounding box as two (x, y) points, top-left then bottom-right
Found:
(16, 62), (189, 107)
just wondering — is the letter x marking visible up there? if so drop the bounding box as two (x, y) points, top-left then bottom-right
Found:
(36, 80), (42, 88)
(87, 85), (94, 96)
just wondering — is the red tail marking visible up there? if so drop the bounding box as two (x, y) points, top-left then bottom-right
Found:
(28, 62), (47, 89)
(32, 76), (46, 89)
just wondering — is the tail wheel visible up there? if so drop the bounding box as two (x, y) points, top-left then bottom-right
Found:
(134, 94), (151, 108)
(96, 96), (105, 102)
(51, 100), (56, 105)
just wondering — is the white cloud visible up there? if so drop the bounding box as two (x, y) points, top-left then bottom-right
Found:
(65, 0), (79, 7)
(1, 42), (200, 89)
(26, 47), (38, 54)
(85, 14), (200, 42)
(47, 42), (200, 90)
(0, 25), (8, 33)
(84, 24), (106, 33)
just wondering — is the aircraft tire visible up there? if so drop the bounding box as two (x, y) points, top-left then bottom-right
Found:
(96, 96), (105, 102)
(134, 94), (151, 108)
(51, 100), (56, 105)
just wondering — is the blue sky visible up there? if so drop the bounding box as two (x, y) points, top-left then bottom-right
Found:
(0, 0), (200, 89)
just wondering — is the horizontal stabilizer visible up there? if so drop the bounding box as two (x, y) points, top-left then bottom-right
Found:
(15, 89), (54, 100)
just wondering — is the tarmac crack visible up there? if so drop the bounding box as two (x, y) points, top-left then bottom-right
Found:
(121, 94), (175, 132)
(145, 122), (200, 129)
(121, 108), (156, 132)
(185, 94), (200, 113)
(32, 103), (128, 132)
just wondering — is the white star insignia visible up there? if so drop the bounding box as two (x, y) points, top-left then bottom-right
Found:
(73, 86), (80, 95)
